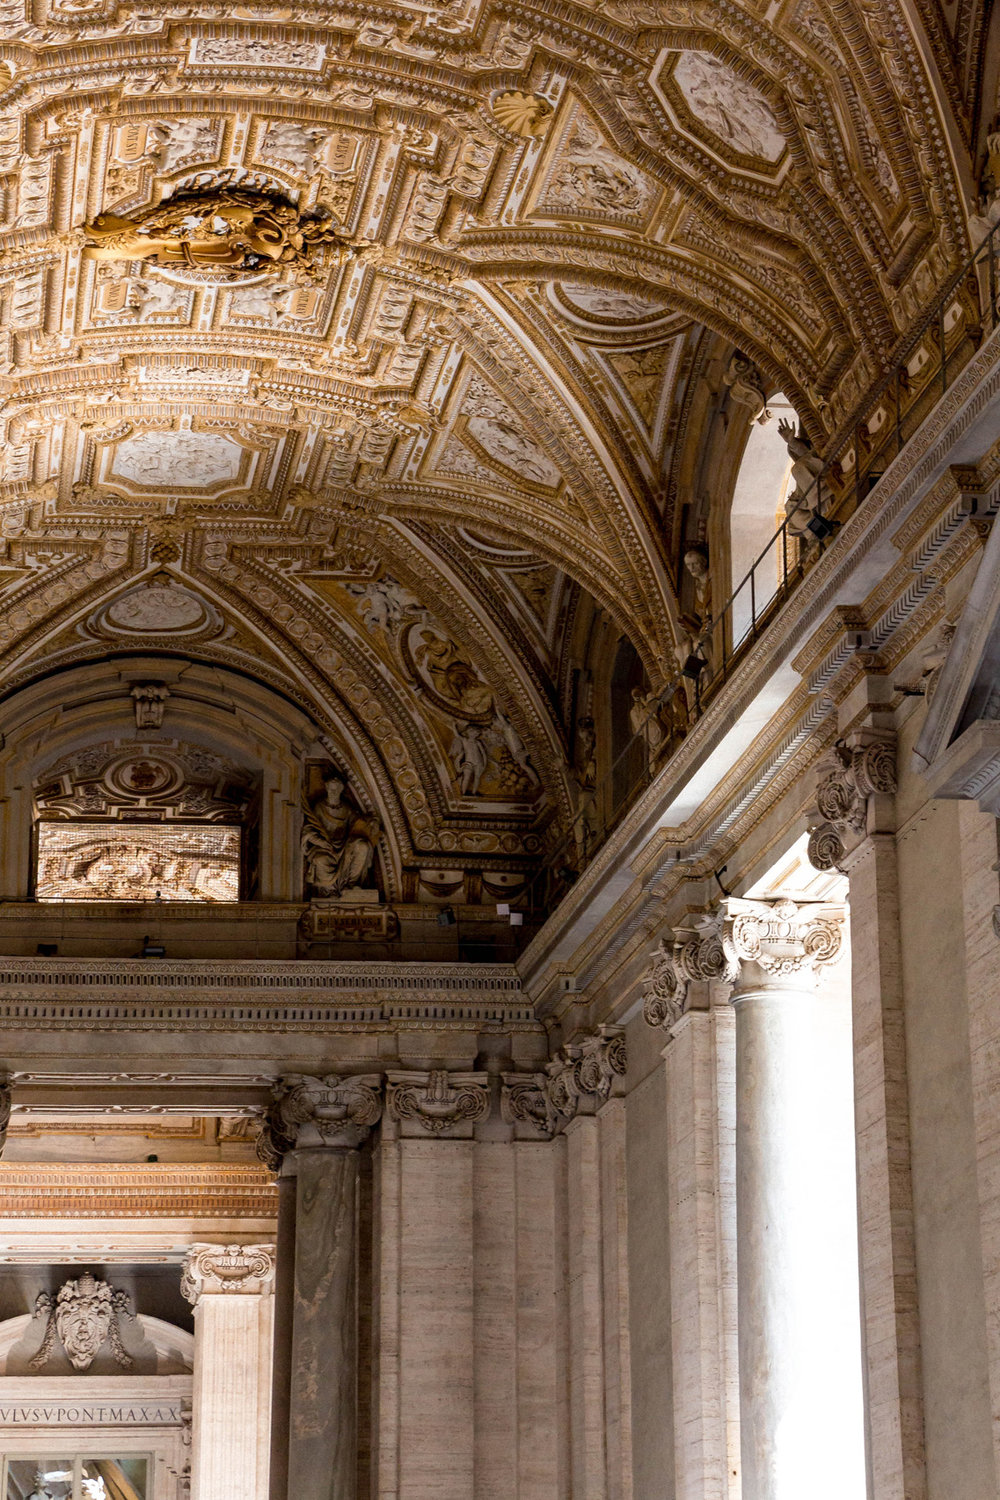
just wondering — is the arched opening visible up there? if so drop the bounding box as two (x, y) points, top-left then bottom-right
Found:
(729, 394), (797, 644)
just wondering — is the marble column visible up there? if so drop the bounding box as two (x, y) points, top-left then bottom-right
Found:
(719, 897), (864, 1500)
(181, 1241), (276, 1500)
(810, 732), (925, 1500)
(263, 1072), (383, 1500)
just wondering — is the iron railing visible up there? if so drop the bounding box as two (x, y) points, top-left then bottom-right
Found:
(517, 216), (1000, 928)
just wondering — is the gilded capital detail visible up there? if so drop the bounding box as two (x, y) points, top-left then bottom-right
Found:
(259, 1073), (384, 1165)
(181, 1243), (277, 1303)
(808, 735), (897, 871)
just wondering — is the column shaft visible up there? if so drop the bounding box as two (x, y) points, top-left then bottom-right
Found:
(184, 1245), (275, 1500)
(734, 984), (864, 1500)
(665, 1009), (734, 1500)
(844, 833), (925, 1500)
(268, 1173), (296, 1500)
(288, 1147), (361, 1500)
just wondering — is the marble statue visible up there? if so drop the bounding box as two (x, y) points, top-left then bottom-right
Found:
(778, 419), (826, 535)
(683, 547), (712, 621)
(302, 772), (378, 897)
(629, 686), (668, 770)
(576, 715), (597, 788)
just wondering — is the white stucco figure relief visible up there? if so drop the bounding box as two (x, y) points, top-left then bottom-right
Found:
(490, 712), (537, 781)
(228, 282), (290, 324)
(131, 275), (190, 320)
(191, 36), (325, 68)
(147, 117), (219, 173)
(302, 772), (379, 897)
(547, 111), (655, 215)
(462, 376), (561, 487)
(112, 430), (244, 488)
(260, 120), (330, 173)
(348, 575), (422, 634)
(106, 579), (208, 633)
(450, 722), (489, 795)
(558, 283), (667, 321)
(673, 51), (786, 161)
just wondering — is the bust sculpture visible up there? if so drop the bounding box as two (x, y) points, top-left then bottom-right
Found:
(302, 772), (379, 899)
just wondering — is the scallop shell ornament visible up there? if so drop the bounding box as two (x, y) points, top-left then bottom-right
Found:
(491, 91), (554, 139)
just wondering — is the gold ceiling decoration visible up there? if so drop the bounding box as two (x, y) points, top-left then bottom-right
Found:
(82, 191), (348, 282)
(0, 0), (983, 887)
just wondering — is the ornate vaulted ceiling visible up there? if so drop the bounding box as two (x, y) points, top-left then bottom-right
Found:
(0, 0), (982, 888)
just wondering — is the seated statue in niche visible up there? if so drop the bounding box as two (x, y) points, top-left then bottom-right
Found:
(302, 771), (379, 899)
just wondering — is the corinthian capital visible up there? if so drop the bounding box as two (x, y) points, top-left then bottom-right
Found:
(808, 734), (896, 871)
(259, 1072), (383, 1165)
(181, 1243), (276, 1304)
(386, 1069), (490, 1135)
(721, 897), (844, 991)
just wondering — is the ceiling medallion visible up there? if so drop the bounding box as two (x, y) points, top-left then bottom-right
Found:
(82, 189), (348, 284)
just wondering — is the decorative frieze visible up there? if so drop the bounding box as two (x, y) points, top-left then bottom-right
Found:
(385, 1069), (490, 1135)
(808, 735), (897, 871)
(181, 1243), (276, 1303)
(259, 1073), (383, 1164)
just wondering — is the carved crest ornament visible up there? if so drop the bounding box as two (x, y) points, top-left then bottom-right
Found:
(29, 1274), (134, 1371)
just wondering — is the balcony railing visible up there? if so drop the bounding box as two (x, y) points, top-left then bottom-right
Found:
(521, 216), (1000, 924)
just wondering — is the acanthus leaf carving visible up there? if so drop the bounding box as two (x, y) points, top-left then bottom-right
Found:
(500, 1071), (559, 1137)
(541, 1024), (627, 1122)
(722, 897), (845, 981)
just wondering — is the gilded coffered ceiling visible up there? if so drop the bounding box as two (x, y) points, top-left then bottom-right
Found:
(0, 0), (983, 882)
